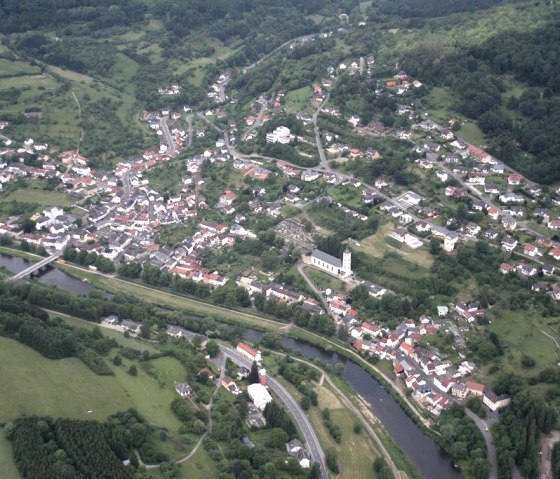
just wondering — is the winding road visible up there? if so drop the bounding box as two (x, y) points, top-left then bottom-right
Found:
(465, 409), (498, 479)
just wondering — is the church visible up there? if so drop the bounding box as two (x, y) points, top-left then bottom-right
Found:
(310, 248), (352, 278)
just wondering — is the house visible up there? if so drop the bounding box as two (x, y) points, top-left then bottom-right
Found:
(501, 236), (518, 252)
(499, 263), (514, 275)
(121, 320), (141, 334)
(451, 383), (467, 398)
(517, 263), (538, 277)
(508, 174), (523, 186)
(237, 342), (262, 363)
(286, 439), (310, 469)
(247, 383), (272, 411)
(222, 376), (242, 395)
(523, 244), (540, 257)
(175, 383), (192, 398)
(483, 389), (511, 411)
(542, 264), (556, 276)
(499, 192), (524, 204)
(465, 381), (485, 397)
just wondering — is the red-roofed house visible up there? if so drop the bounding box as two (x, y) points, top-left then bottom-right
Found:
(236, 342), (262, 363)
(467, 144), (492, 163)
(508, 174), (523, 186)
(487, 207), (500, 220)
(465, 381), (485, 396)
(500, 263), (514, 274)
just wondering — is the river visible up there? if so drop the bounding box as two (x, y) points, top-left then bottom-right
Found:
(0, 254), (460, 478)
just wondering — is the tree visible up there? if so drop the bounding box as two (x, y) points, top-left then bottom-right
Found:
(112, 355), (122, 366)
(140, 322), (151, 339)
(206, 340), (219, 357)
(128, 365), (137, 376)
(308, 463), (321, 479)
(300, 396), (311, 410)
(248, 360), (260, 384)
(326, 447), (339, 473)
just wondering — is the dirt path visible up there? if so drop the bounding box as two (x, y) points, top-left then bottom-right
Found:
(70, 89), (84, 154)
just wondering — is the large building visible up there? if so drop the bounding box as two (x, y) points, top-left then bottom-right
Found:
(248, 383), (273, 411)
(266, 126), (293, 144)
(310, 248), (352, 278)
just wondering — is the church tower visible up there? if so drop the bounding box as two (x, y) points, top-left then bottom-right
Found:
(342, 248), (352, 273)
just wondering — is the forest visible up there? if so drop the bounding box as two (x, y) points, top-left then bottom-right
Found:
(7, 410), (155, 479)
(399, 10), (560, 183)
(376, 0), (522, 19)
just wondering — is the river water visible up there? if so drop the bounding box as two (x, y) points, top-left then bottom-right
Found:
(0, 253), (461, 478)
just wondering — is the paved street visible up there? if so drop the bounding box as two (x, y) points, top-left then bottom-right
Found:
(465, 409), (498, 479)
(159, 116), (176, 156)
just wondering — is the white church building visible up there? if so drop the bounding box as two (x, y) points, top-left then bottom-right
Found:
(309, 248), (352, 278)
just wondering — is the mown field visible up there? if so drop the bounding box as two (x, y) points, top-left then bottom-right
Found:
(310, 383), (382, 479)
(2, 187), (72, 207)
(0, 335), (189, 457)
(0, 434), (20, 479)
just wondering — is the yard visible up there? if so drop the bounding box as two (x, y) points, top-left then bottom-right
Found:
(306, 267), (347, 293)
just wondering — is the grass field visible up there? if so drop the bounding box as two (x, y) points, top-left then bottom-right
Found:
(307, 268), (347, 292)
(354, 223), (434, 269)
(0, 335), (184, 442)
(175, 445), (219, 478)
(486, 309), (559, 379)
(329, 184), (364, 209)
(0, 336), (130, 422)
(2, 187), (72, 207)
(0, 59), (41, 78)
(285, 86), (312, 113)
(0, 435), (20, 479)
(310, 384), (381, 478)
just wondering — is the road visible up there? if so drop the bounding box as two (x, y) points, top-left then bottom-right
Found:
(220, 346), (328, 479)
(296, 260), (331, 314)
(312, 94), (330, 169)
(122, 170), (132, 201)
(242, 34), (317, 73)
(186, 114), (193, 149)
(465, 409), (498, 479)
(70, 89), (84, 154)
(539, 429), (560, 479)
(242, 98), (269, 141)
(159, 116), (176, 156)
